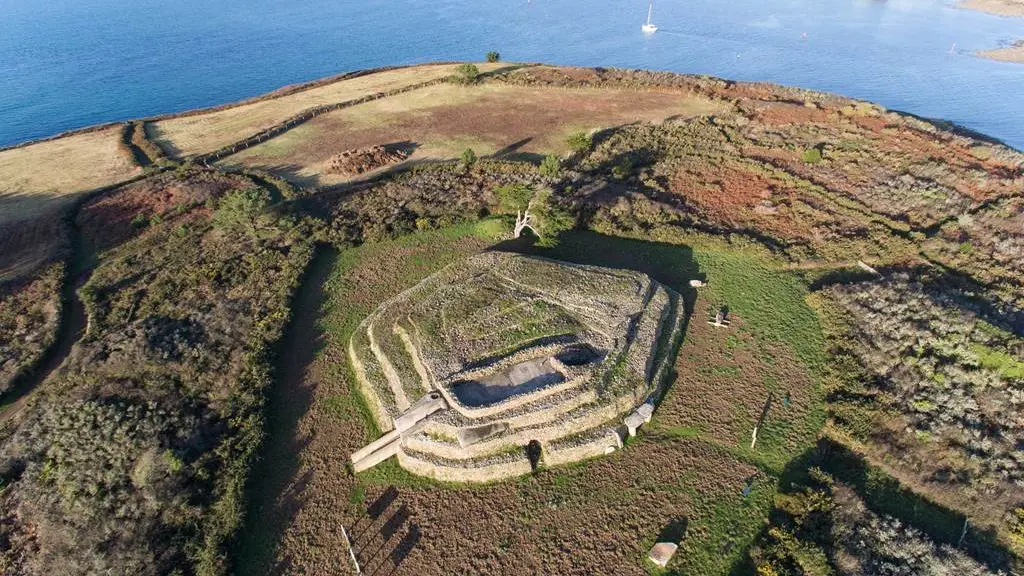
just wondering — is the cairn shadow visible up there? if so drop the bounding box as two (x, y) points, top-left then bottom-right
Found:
(231, 245), (339, 574)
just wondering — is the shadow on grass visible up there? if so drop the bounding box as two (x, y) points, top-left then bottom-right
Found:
(488, 229), (701, 315)
(231, 245), (338, 574)
(725, 438), (1016, 576)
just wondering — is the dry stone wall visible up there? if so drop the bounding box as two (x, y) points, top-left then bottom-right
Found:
(349, 252), (686, 481)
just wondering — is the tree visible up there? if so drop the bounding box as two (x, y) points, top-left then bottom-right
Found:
(539, 154), (561, 178)
(454, 63), (480, 84)
(486, 51), (500, 63)
(495, 184), (572, 247)
(461, 148), (478, 169)
(214, 186), (271, 237)
(566, 131), (592, 153)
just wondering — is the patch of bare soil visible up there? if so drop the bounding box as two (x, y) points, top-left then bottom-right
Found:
(324, 145), (409, 177)
(0, 206), (68, 283)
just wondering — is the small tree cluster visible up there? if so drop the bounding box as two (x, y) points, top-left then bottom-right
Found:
(453, 63), (480, 85)
(566, 131), (593, 154)
(494, 183), (572, 247)
(214, 186), (272, 237)
(461, 147), (478, 169)
(539, 154), (561, 178)
(486, 51), (500, 63)
(802, 148), (823, 164)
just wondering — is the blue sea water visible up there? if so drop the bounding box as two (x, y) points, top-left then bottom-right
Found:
(0, 0), (1022, 149)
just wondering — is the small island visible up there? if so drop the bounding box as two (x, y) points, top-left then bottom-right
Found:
(979, 39), (1024, 63)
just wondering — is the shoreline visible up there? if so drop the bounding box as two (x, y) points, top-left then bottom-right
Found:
(957, 0), (1024, 17)
(977, 40), (1024, 63)
(0, 62), (462, 155)
(1, 62), (1021, 158)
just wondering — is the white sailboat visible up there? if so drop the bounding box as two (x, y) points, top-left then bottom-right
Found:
(642, 2), (657, 34)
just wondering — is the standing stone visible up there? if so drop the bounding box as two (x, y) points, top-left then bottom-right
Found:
(648, 542), (678, 567)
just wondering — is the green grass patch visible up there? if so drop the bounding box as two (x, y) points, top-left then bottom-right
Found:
(972, 343), (1024, 379)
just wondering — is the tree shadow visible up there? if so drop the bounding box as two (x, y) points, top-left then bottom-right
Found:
(489, 229), (700, 316)
(350, 500), (422, 576)
(231, 245), (339, 574)
(491, 137), (533, 159)
(725, 439), (1017, 576)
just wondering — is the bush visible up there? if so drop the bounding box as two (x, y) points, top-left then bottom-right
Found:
(539, 154), (561, 178)
(567, 131), (593, 153)
(461, 148), (478, 168)
(131, 214), (149, 229)
(802, 148), (823, 164)
(214, 186), (271, 237)
(415, 217), (434, 231)
(486, 51), (500, 63)
(454, 63), (480, 85)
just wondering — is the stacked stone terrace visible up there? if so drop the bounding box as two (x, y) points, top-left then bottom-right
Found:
(349, 252), (685, 482)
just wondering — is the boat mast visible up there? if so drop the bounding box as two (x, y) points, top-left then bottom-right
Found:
(647, 2), (653, 25)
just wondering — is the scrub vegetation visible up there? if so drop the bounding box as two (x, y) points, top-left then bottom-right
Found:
(0, 63), (1021, 575)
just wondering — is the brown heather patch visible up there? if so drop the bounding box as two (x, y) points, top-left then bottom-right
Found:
(77, 169), (248, 254)
(745, 100), (832, 126)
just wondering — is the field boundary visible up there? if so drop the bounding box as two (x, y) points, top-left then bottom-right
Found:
(197, 77), (449, 164)
(0, 62), (465, 154)
(200, 63), (540, 164)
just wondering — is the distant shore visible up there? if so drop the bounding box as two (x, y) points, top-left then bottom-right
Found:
(957, 0), (1024, 17)
(977, 40), (1024, 63)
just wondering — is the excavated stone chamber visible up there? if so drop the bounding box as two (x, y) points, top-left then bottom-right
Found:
(349, 252), (685, 482)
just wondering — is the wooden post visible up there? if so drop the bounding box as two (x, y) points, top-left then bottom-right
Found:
(751, 393), (773, 450)
(341, 524), (361, 574)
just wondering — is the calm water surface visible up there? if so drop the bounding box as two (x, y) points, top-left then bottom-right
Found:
(0, 0), (1022, 149)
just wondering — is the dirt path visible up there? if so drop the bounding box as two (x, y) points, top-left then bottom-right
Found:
(233, 246), (338, 574)
(0, 246), (90, 425)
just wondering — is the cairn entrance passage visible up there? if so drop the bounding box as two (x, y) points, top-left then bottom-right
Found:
(348, 252), (687, 483)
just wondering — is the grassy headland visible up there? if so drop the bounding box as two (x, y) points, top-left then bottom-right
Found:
(0, 62), (1021, 575)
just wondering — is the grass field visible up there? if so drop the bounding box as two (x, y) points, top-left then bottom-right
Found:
(0, 126), (138, 226)
(218, 83), (728, 187)
(152, 63), (506, 158)
(237, 221), (824, 575)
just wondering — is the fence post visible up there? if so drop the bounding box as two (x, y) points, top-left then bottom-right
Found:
(340, 524), (361, 574)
